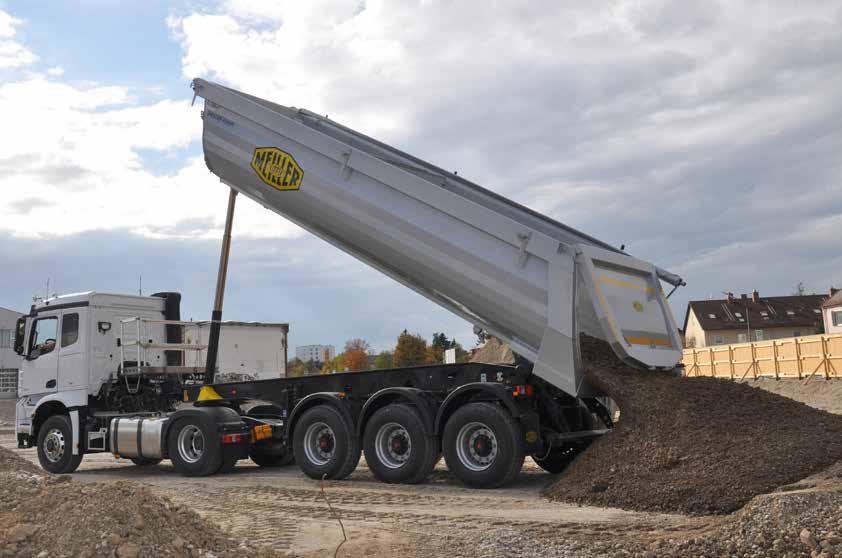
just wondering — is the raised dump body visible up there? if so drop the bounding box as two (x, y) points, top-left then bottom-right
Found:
(193, 79), (683, 396)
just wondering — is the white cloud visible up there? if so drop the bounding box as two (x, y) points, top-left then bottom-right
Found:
(0, 9), (299, 240)
(46, 66), (64, 76)
(0, 10), (36, 68)
(166, 0), (842, 309)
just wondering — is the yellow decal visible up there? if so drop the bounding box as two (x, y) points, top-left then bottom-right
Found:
(632, 300), (644, 313)
(624, 335), (672, 347)
(251, 147), (303, 191)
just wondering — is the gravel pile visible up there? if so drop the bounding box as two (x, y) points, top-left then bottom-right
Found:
(546, 336), (842, 515)
(0, 447), (277, 558)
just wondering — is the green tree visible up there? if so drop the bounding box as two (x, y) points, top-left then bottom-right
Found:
(393, 330), (430, 367)
(373, 351), (393, 369)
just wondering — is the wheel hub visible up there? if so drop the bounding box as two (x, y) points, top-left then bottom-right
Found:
(177, 424), (206, 464)
(456, 422), (498, 472)
(304, 422), (336, 466)
(375, 422), (412, 469)
(43, 428), (65, 463)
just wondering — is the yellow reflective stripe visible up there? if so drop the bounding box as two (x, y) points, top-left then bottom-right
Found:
(624, 335), (672, 347)
(597, 276), (654, 294)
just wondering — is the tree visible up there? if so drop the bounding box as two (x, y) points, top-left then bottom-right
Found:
(287, 357), (322, 377)
(794, 282), (807, 296)
(344, 338), (371, 354)
(343, 348), (370, 372)
(428, 332), (470, 364)
(321, 353), (346, 374)
(475, 328), (490, 346)
(373, 351), (393, 369)
(393, 330), (430, 367)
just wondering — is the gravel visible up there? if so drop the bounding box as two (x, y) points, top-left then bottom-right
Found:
(546, 336), (842, 515)
(0, 446), (279, 558)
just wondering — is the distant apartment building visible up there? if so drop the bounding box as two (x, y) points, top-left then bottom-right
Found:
(296, 344), (335, 363)
(0, 306), (23, 398)
(683, 290), (826, 348)
(823, 289), (842, 334)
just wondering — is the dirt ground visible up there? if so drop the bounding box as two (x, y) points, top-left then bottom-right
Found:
(5, 374), (842, 557)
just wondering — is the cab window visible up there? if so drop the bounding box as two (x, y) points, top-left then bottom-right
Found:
(28, 317), (58, 358)
(61, 313), (79, 348)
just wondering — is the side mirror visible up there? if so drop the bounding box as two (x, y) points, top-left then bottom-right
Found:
(13, 317), (26, 356)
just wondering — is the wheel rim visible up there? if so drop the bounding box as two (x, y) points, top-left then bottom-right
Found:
(455, 421), (498, 472)
(374, 422), (412, 469)
(43, 428), (65, 463)
(177, 424), (205, 464)
(303, 422), (336, 466)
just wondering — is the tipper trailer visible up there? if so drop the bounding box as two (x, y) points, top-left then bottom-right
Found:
(14, 80), (684, 488)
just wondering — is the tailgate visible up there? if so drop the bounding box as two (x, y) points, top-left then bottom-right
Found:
(577, 245), (682, 369)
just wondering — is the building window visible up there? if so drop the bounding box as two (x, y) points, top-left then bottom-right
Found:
(833, 311), (842, 327)
(0, 329), (10, 349)
(714, 335), (724, 345)
(737, 333), (747, 343)
(61, 313), (79, 348)
(755, 329), (764, 341)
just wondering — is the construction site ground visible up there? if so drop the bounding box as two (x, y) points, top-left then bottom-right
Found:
(3, 377), (842, 557)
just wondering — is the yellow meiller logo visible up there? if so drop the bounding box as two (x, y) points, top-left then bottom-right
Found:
(251, 147), (303, 191)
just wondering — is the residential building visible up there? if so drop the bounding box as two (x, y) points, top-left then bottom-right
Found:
(683, 291), (826, 348)
(823, 288), (842, 334)
(296, 344), (335, 364)
(0, 306), (23, 398)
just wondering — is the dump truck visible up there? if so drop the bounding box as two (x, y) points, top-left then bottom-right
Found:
(14, 79), (684, 488)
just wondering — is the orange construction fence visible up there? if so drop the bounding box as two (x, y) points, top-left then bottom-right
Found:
(682, 333), (842, 381)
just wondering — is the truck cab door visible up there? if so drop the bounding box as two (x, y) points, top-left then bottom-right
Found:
(20, 313), (60, 396)
(58, 310), (86, 391)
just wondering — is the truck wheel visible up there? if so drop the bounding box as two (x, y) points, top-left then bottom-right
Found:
(167, 417), (222, 476)
(363, 404), (437, 484)
(533, 443), (584, 474)
(130, 458), (162, 466)
(250, 442), (295, 467)
(442, 402), (524, 488)
(37, 415), (83, 474)
(293, 405), (360, 480)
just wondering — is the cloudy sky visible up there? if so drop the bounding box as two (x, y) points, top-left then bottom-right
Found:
(0, 0), (840, 352)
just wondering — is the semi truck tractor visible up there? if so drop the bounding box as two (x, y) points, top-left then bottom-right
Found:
(14, 79), (684, 488)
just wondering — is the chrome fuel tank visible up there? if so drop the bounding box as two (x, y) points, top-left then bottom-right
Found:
(109, 417), (168, 459)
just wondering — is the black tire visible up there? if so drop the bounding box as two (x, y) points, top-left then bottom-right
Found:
(167, 417), (222, 476)
(533, 443), (586, 474)
(250, 442), (295, 467)
(218, 455), (239, 474)
(37, 415), (83, 474)
(130, 457), (162, 467)
(363, 404), (438, 484)
(442, 402), (524, 488)
(293, 405), (360, 480)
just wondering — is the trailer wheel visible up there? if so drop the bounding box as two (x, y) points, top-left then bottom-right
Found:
(167, 417), (222, 476)
(293, 405), (360, 480)
(37, 415), (83, 474)
(363, 404), (437, 484)
(250, 442), (295, 467)
(442, 402), (524, 488)
(533, 443), (586, 474)
(130, 458), (162, 467)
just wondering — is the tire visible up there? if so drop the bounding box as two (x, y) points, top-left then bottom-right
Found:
(167, 417), (222, 476)
(363, 404), (438, 484)
(533, 443), (586, 474)
(293, 405), (360, 481)
(130, 457), (162, 467)
(37, 415), (83, 474)
(218, 455), (239, 474)
(442, 402), (524, 488)
(250, 442), (295, 467)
